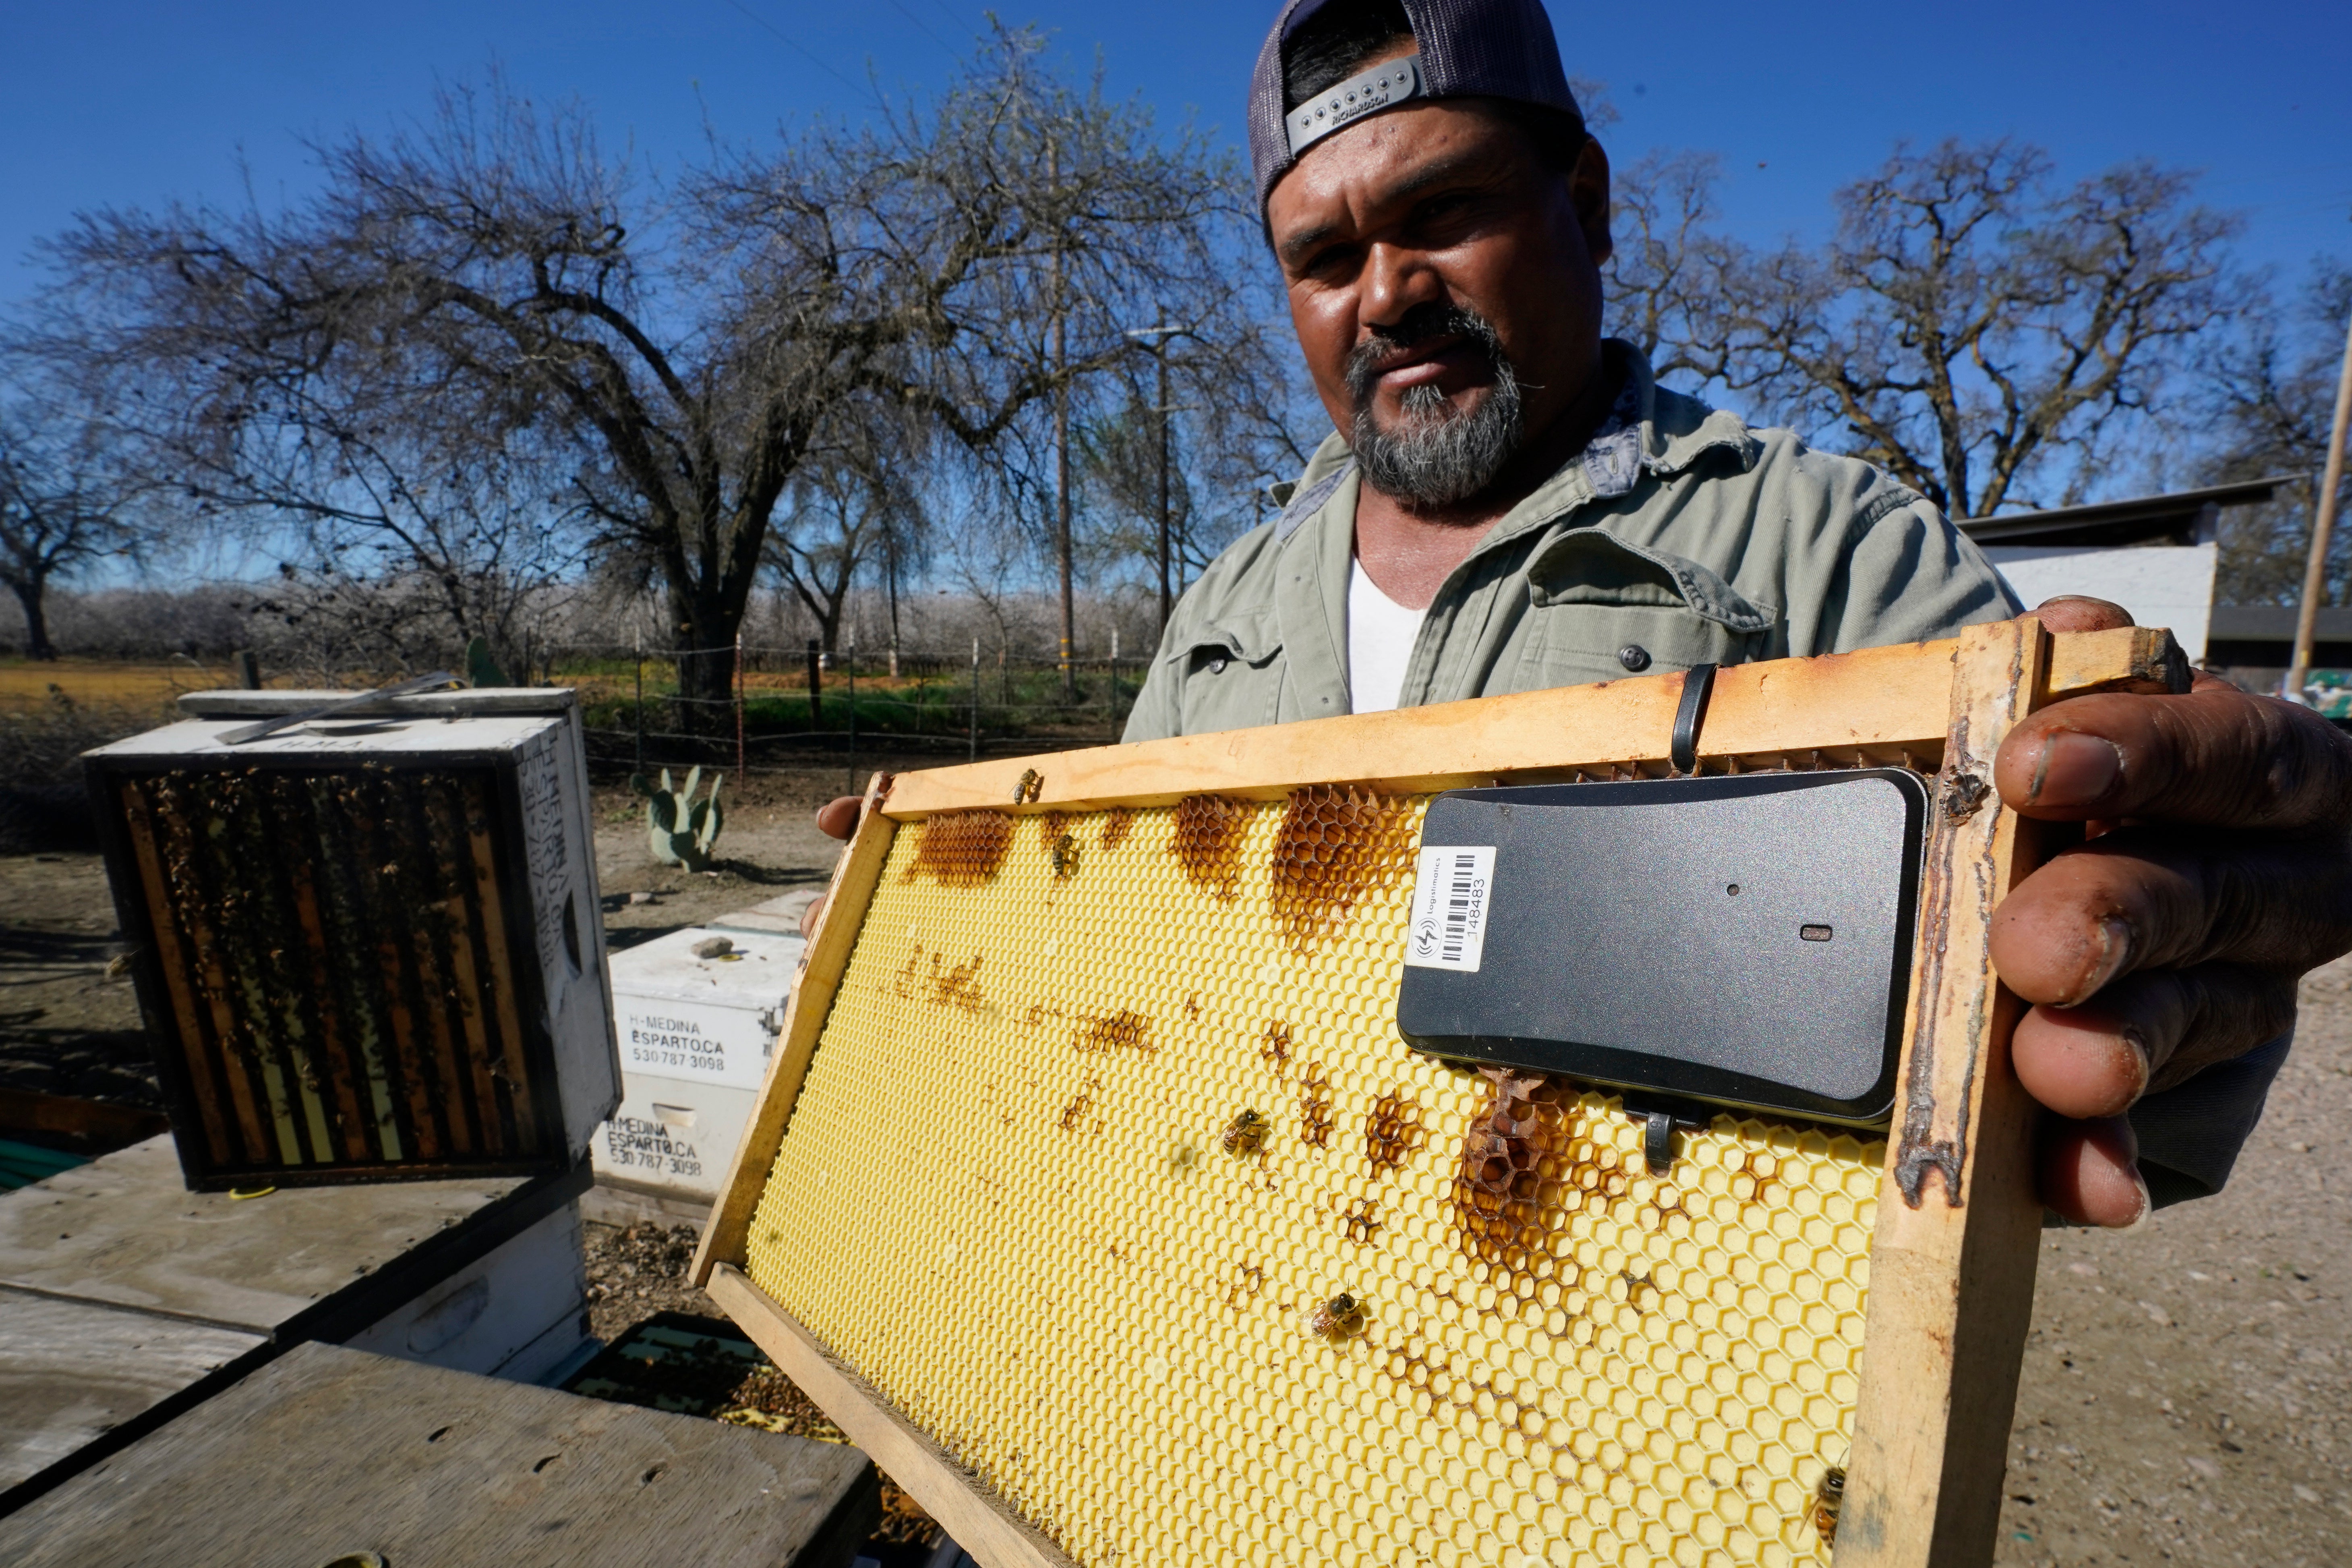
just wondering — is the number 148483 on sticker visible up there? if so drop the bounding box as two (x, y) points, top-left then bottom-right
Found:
(1405, 845), (1496, 974)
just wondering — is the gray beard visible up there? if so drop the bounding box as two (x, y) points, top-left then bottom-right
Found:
(1348, 357), (1524, 508)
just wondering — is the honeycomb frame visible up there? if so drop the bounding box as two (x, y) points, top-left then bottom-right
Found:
(698, 623), (2185, 1568)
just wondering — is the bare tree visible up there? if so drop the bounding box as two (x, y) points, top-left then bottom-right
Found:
(1077, 301), (1319, 615)
(1613, 139), (2240, 518)
(764, 414), (928, 655)
(1603, 148), (1729, 388)
(2200, 261), (2352, 605)
(0, 374), (149, 661)
(132, 358), (571, 671)
(37, 29), (1244, 725)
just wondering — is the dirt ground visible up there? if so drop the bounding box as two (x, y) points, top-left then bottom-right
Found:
(590, 763), (874, 949)
(1, 762), (2344, 1562)
(0, 851), (159, 1106)
(1988, 954), (2352, 1568)
(582, 1219), (721, 1343)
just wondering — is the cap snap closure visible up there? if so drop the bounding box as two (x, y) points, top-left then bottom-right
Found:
(1617, 644), (1651, 672)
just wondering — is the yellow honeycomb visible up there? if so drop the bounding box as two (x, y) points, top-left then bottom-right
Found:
(747, 792), (1881, 1568)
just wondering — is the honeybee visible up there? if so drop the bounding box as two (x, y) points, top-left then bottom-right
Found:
(1012, 768), (1043, 804)
(1221, 1109), (1266, 1155)
(1812, 1465), (1845, 1544)
(1049, 831), (1081, 878)
(1310, 1293), (1364, 1340)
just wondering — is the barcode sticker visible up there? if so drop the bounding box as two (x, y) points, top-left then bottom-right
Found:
(1404, 845), (1497, 972)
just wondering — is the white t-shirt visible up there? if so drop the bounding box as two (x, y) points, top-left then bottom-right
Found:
(1347, 557), (1426, 715)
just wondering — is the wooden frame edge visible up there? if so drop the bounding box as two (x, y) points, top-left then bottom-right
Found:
(707, 1263), (1080, 1568)
(1841, 618), (2054, 1568)
(692, 770), (899, 1287)
(876, 627), (2174, 818)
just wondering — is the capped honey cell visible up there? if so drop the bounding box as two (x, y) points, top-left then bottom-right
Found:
(747, 795), (1880, 1568)
(909, 809), (1014, 885)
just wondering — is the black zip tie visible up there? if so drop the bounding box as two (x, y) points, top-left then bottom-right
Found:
(1643, 1110), (1677, 1176)
(1670, 663), (1717, 775)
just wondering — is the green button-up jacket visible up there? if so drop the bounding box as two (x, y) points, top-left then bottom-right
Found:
(1124, 342), (2022, 743)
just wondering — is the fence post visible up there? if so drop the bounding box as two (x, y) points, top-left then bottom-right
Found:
(734, 632), (745, 785)
(633, 630), (644, 776)
(845, 637), (858, 799)
(805, 638), (822, 725)
(969, 637), (980, 760)
(1107, 629), (1119, 741)
(234, 650), (261, 690)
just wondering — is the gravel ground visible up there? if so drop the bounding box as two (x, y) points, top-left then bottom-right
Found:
(1990, 953), (2352, 1567)
(584, 1219), (720, 1342)
(592, 766), (858, 951)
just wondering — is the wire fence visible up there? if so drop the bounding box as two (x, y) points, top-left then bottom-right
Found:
(545, 638), (1144, 793)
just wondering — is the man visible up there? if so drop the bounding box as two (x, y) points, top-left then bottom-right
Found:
(814, 0), (2352, 1230)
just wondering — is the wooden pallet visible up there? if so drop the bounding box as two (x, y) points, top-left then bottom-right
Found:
(694, 622), (2186, 1568)
(0, 1340), (876, 1566)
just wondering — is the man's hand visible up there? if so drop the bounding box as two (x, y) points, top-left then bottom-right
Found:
(797, 795), (866, 938)
(1992, 598), (2352, 1226)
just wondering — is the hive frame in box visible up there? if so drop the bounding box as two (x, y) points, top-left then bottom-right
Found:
(694, 621), (2188, 1568)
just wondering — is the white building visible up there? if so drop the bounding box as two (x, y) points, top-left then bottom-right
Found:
(1957, 475), (2288, 675)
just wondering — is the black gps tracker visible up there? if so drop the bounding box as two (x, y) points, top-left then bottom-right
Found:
(1395, 769), (1928, 1127)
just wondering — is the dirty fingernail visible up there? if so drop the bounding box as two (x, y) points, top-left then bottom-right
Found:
(2029, 732), (2124, 807)
(2116, 1165), (2153, 1232)
(2071, 916), (2134, 1004)
(2116, 1026), (2153, 1103)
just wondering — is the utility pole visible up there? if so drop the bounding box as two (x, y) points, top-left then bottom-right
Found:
(1123, 321), (1188, 644)
(883, 514), (902, 680)
(1151, 332), (1171, 635)
(1050, 137), (1077, 703)
(2288, 300), (2352, 702)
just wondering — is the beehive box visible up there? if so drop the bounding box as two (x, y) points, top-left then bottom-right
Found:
(694, 624), (2189, 1568)
(595, 925), (806, 1205)
(85, 689), (620, 1190)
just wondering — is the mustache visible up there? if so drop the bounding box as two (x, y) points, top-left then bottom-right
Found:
(1343, 304), (1507, 406)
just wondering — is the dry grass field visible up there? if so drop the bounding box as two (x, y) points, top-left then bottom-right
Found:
(0, 659), (219, 715)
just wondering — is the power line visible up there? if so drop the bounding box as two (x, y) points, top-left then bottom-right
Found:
(883, 0), (961, 58)
(721, 0), (870, 99)
(923, 0), (972, 41)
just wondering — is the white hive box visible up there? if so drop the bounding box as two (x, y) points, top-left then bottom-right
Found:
(596, 926), (804, 1205)
(84, 688), (621, 1189)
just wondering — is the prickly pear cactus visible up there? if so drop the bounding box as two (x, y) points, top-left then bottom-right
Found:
(634, 766), (725, 871)
(464, 635), (510, 688)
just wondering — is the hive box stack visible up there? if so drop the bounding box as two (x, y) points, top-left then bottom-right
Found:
(83, 688), (621, 1190)
(596, 926), (805, 1207)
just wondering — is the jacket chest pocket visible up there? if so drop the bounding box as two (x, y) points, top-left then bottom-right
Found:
(1508, 528), (1776, 691)
(1175, 610), (1284, 736)
(1514, 601), (1766, 689)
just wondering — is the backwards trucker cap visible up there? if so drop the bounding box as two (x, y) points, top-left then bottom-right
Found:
(1247, 0), (1582, 213)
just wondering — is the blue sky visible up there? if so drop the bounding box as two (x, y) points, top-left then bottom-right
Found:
(4, 0), (2348, 315)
